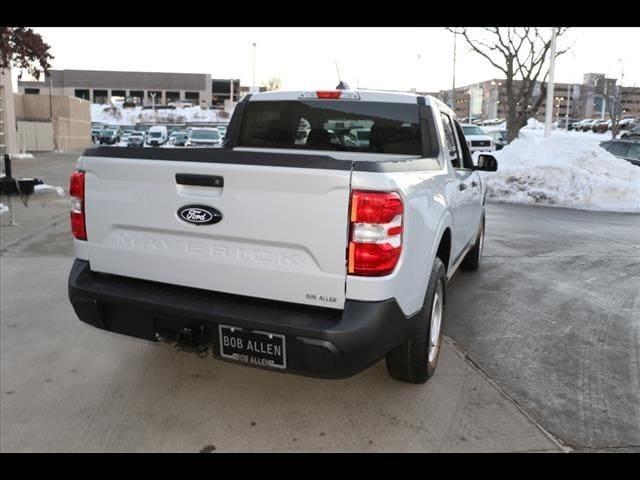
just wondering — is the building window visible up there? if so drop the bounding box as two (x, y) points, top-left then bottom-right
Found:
(93, 89), (109, 104)
(129, 90), (144, 105)
(166, 91), (180, 104)
(74, 89), (90, 100)
(111, 89), (126, 99)
(185, 91), (200, 103)
(25, 88), (40, 95)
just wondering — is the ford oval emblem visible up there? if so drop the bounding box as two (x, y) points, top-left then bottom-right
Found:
(177, 205), (222, 226)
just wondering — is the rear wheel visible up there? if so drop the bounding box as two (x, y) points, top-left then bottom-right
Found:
(461, 213), (485, 272)
(385, 258), (447, 384)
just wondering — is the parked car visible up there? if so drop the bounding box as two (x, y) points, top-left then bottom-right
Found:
(592, 119), (610, 133)
(600, 139), (640, 166)
(126, 131), (146, 147)
(347, 128), (371, 148)
(581, 119), (599, 132)
(91, 127), (103, 143)
(620, 125), (640, 140)
(186, 128), (222, 147)
(120, 131), (133, 144)
(572, 119), (591, 132)
(618, 118), (638, 131)
(460, 124), (495, 152)
(169, 131), (190, 146)
(98, 127), (121, 145)
(558, 118), (579, 130)
(146, 125), (168, 146)
(215, 125), (228, 138)
(486, 130), (508, 150)
(67, 89), (498, 384)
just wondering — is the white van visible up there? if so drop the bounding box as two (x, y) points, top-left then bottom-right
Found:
(146, 126), (168, 147)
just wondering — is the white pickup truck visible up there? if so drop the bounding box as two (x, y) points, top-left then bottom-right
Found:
(68, 89), (497, 384)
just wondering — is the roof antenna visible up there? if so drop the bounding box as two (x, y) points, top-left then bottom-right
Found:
(335, 60), (350, 90)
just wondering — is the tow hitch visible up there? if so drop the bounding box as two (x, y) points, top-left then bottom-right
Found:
(168, 326), (210, 357)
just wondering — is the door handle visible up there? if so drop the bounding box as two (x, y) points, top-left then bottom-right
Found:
(459, 183), (468, 191)
(176, 174), (224, 187)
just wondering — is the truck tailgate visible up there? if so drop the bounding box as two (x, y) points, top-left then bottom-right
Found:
(81, 151), (352, 310)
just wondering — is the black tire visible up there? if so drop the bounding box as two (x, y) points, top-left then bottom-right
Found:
(461, 213), (485, 272)
(385, 257), (447, 384)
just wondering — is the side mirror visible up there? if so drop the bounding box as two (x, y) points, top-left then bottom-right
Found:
(474, 154), (498, 172)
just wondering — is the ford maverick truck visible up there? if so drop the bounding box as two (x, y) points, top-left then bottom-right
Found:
(68, 90), (497, 383)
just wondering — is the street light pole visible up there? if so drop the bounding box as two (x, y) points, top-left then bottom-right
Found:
(544, 27), (557, 137)
(252, 42), (257, 90)
(451, 31), (457, 109)
(566, 85), (571, 132)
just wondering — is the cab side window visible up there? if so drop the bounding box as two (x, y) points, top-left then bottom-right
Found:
(440, 112), (461, 168)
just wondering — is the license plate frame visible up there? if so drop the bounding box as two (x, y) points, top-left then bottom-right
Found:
(218, 325), (287, 370)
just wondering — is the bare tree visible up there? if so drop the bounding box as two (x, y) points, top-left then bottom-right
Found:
(447, 27), (570, 142)
(603, 62), (627, 139)
(605, 82), (624, 139)
(0, 27), (53, 79)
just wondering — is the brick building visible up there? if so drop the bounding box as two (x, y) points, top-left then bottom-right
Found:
(435, 73), (640, 122)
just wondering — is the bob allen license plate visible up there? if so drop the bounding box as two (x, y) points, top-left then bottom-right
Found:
(218, 325), (286, 369)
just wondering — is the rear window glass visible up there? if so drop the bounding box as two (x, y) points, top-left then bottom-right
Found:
(238, 100), (422, 155)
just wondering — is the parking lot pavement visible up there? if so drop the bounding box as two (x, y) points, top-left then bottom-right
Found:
(446, 203), (640, 452)
(1, 151), (80, 251)
(0, 154), (562, 453)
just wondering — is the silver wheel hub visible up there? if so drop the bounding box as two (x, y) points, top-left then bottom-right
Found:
(428, 282), (444, 364)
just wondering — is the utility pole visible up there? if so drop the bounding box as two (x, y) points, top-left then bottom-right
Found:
(544, 27), (557, 137)
(49, 77), (53, 120)
(601, 80), (607, 120)
(252, 42), (257, 90)
(566, 85), (571, 132)
(451, 30), (457, 109)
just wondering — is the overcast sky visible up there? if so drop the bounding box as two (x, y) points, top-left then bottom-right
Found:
(13, 27), (640, 92)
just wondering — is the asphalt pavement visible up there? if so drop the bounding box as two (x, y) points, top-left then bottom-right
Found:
(2, 151), (638, 452)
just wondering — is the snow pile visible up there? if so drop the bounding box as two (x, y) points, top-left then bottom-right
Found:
(34, 184), (65, 196)
(484, 135), (640, 213)
(91, 104), (233, 126)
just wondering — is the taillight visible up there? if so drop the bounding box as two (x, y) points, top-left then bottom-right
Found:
(69, 171), (86, 240)
(348, 190), (403, 276)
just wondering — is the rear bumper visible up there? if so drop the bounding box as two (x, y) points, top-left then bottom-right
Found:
(68, 260), (416, 378)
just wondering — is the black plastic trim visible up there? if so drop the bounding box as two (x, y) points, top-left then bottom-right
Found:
(419, 104), (440, 158)
(81, 146), (353, 171)
(222, 93), (251, 149)
(353, 157), (441, 172)
(68, 260), (416, 378)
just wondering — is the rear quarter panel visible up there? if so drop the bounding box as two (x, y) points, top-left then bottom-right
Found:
(346, 168), (453, 317)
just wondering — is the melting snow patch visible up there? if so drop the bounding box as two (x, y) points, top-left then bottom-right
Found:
(483, 135), (640, 213)
(34, 184), (65, 197)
